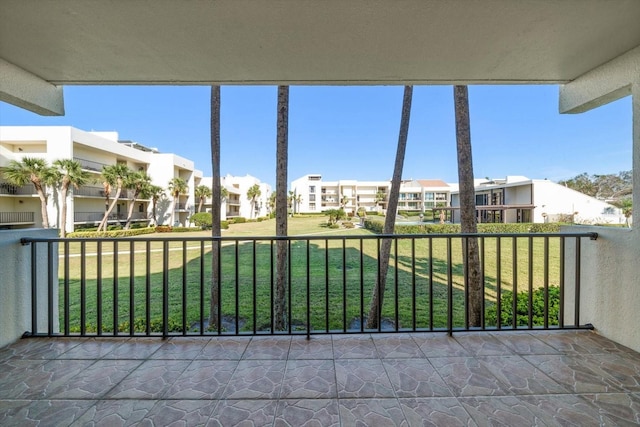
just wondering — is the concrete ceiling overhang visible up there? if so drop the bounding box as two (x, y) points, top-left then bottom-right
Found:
(2, 0), (640, 85)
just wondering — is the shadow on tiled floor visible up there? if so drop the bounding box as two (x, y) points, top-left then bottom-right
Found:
(0, 330), (639, 426)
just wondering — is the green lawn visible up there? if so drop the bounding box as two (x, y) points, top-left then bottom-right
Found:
(56, 216), (566, 334)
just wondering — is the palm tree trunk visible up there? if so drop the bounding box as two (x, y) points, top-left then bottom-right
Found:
(100, 187), (122, 232)
(209, 85), (222, 328)
(33, 183), (50, 229)
(59, 185), (68, 237)
(124, 192), (138, 230)
(366, 85), (413, 329)
(275, 85), (289, 330)
(198, 198), (204, 213)
(454, 85), (482, 327)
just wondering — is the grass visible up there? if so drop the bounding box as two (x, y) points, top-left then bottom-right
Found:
(54, 216), (568, 334)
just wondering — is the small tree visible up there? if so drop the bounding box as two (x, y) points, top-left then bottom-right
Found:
(246, 184), (262, 219)
(168, 177), (188, 226)
(98, 164), (131, 231)
(123, 170), (152, 230)
(52, 159), (90, 237)
(147, 185), (164, 226)
(195, 185), (212, 213)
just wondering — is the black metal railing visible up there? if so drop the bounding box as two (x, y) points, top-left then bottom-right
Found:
(73, 157), (107, 172)
(0, 182), (36, 195)
(21, 232), (597, 338)
(0, 211), (35, 224)
(73, 186), (106, 198)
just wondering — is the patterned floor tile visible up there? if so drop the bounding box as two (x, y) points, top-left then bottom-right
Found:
(411, 334), (470, 357)
(50, 359), (142, 399)
(0, 359), (47, 392)
(147, 338), (208, 360)
(281, 359), (337, 398)
(383, 359), (452, 397)
(0, 338), (81, 361)
(373, 334), (424, 358)
(400, 397), (477, 427)
(534, 330), (613, 355)
(459, 396), (544, 426)
(452, 333), (514, 356)
(335, 359), (395, 398)
(140, 400), (217, 426)
(0, 359), (94, 399)
(105, 360), (190, 399)
(55, 338), (124, 359)
(163, 360), (238, 399)
(196, 337), (249, 360)
(525, 354), (624, 393)
(579, 392), (640, 426)
(332, 334), (377, 359)
(519, 394), (611, 426)
(429, 357), (509, 396)
(339, 398), (407, 426)
(70, 400), (157, 427)
(0, 399), (95, 427)
(103, 338), (164, 359)
(492, 331), (561, 355)
(583, 352), (640, 392)
(207, 399), (277, 426)
(242, 336), (291, 359)
(274, 399), (340, 427)
(289, 335), (334, 359)
(222, 360), (286, 399)
(478, 355), (567, 395)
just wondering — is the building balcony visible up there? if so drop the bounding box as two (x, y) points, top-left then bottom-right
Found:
(0, 211), (34, 225)
(0, 182), (36, 196)
(73, 186), (106, 198)
(73, 157), (108, 173)
(1, 229), (638, 425)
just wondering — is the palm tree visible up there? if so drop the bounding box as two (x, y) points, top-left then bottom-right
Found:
(275, 85), (289, 330)
(246, 184), (262, 219)
(98, 163), (131, 231)
(367, 85), (413, 329)
(210, 85), (222, 328)
(147, 184), (164, 226)
(52, 159), (90, 237)
(340, 193), (349, 210)
(295, 194), (303, 214)
(268, 192), (276, 215)
(195, 184), (212, 213)
(168, 177), (188, 226)
(454, 85), (482, 327)
(619, 198), (633, 228)
(123, 170), (152, 230)
(3, 157), (56, 228)
(288, 190), (295, 214)
(375, 190), (386, 210)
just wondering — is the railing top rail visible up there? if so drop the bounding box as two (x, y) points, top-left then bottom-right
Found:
(20, 231), (598, 244)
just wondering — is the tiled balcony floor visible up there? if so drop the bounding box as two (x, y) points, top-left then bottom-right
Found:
(1, 330), (639, 426)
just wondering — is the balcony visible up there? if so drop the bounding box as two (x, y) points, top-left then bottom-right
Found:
(73, 157), (108, 173)
(73, 186), (105, 198)
(0, 182), (36, 196)
(0, 211), (34, 225)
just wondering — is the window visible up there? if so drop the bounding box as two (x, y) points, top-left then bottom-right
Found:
(309, 203), (316, 210)
(309, 194), (316, 202)
(309, 185), (315, 194)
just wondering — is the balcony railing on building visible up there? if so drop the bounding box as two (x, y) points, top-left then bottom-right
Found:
(73, 157), (108, 172)
(0, 211), (35, 224)
(0, 182), (36, 196)
(22, 231), (597, 338)
(74, 211), (150, 223)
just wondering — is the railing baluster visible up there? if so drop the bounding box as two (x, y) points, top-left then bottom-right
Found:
(559, 237), (565, 328)
(113, 241), (119, 336)
(162, 240), (168, 339)
(199, 240), (205, 336)
(31, 242), (37, 335)
(47, 242), (54, 336)
(342, 238), (347, 333)
(270, 240), (274, 333)
(288, 239), (292, 334)
(306, 240), (310, 339)
(428, 237), (433, 330)
(512, 237), (518, 329)
(145, 241), (150, 336)
(480, 236), (485, 330)
(447, 237), (453, 336)
(575, 237), (581, 327)
(253, 240), (257, 335)
(97, 241), (103, 336)
(394, 238), (399, 331)
(496, 237), (502, 330)
(528, 236), (534, 329)
(359, 238), (364, 333)
(64, 240), (70, 336)
(544, 236), (549, 329)
(130, 240), (135, 336)
(182, 241), (187, 336)
(326, 238), (330, 333)
(411, 238), (416, 331)
(235, 241), (239, 335)
(81, 241), (86, 336)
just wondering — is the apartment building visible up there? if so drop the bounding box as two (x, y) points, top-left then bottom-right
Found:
(290, 174), (451, 214)
(449, 176), (625, 225)
(198, 174), (272, 220)
(0, 126), (200, 233)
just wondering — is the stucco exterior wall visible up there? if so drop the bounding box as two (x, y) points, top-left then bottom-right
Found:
(562, 225), (639, 352)
(0, 228), (59, 349)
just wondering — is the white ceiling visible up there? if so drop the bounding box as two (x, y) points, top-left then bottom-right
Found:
(1, 0), (640, 85)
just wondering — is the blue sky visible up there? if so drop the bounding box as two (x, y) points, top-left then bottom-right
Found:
(0, 85), (632, 188)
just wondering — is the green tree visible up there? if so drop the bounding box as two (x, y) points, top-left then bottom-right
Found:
(3, 157), (56, 228)
(375, 190), (386, 209)
(275, 85), (289, 330)
(168, 177), (188, 226)
(98, 163), (131, 232)
(454, 85), (482, 327)
(268, 192), (276, 214)
(195, 184), (212, 213)
(246, 183), (262, 219)
(367, 85), (413, 329)
(147, 185), (164, 226)
(52, 159), (90, 237)
(123, 170), (152, 230)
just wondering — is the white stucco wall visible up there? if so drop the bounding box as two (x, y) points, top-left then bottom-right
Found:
(0, 228), (59, 349)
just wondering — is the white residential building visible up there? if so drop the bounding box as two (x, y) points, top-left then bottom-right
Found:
(198, 174), (272, 220)
(290, 174), (451, 214)
(449, 176), (625, 225)
(0, 126), (201, 232)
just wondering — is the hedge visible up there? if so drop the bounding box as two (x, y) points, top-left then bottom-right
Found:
(363, 220), (561, 234)
(66, 227), (157, 238)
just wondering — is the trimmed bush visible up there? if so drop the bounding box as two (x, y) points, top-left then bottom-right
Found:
(66, 227), (156, 238)
(155, 225), (173, 233)
(363, 220), (562, 235)
(342, 221), (355, 229)
(171, 227), (195, 232)
(233, 217), (247, 224)
(485, 286), (560, 327)
(191, 212), (212, 229)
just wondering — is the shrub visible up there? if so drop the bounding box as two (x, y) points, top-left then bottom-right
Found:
(363, 220), (562, 235)
(342, 221), (355, 229)
(233, 217), (247, 224)
(171, 227), (194, 232)
(221, 220), (229, 230)
(191, 212), (212, 229)
(485, 286), (560, 327)
(155, 225), (173, 233)
(66, 227), (156, 238)
(328, 223), (340, 229)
